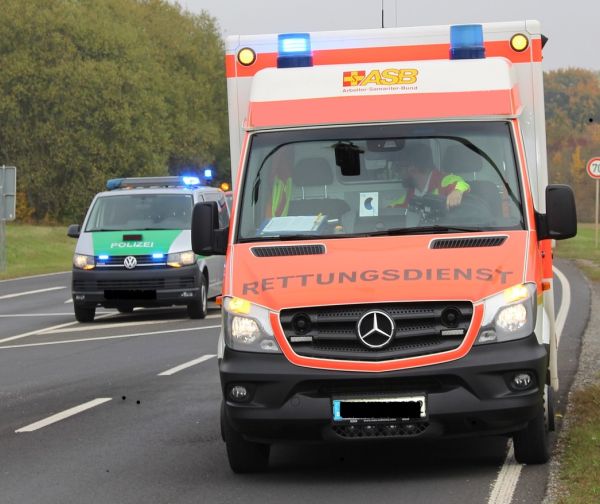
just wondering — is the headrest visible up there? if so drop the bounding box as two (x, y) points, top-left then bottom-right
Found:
(292, 157), (334, 186)
(442, 145), (483, 173)
(401, 143), (435, 172)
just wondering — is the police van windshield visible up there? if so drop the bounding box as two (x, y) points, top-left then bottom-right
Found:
(85, 194), (193, 231)
(236, 122), (525, 242)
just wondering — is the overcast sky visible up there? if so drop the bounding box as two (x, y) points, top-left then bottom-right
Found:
(173, 0), (598, 71)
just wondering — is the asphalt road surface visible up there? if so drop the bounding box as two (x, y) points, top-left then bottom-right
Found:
(0, 259), (589, 504)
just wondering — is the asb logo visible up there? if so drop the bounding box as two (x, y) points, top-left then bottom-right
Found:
(343, 68), (419, 87)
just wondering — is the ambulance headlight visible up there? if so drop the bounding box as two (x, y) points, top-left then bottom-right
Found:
(475, 283), (537, 345)
(167, 251), (196, 268)
(73, 254), (95, 270)
(223, 297), (281, 353)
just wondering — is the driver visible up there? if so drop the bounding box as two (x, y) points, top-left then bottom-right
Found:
(389, 144), (470, 209)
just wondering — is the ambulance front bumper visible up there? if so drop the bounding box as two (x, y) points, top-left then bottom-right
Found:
(220, 334), (547, 443)
(71, 265), (201, 307)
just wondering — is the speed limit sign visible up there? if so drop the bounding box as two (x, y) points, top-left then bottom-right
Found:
(587, 157), (600, 179)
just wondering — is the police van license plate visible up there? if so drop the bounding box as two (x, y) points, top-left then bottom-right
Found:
(332, 396), (426, 423)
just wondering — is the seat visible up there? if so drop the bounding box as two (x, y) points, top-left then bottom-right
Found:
(441, 145), (502, 218)
(288, 157), (351, 221)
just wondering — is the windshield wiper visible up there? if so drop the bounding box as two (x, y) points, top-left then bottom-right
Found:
(367, 225), (482, 236)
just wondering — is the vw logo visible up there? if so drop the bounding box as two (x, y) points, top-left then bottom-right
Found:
(357, 310), (396, 349)
(123, 256), (137, 270)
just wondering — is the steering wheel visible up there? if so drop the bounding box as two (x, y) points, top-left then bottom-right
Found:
(407, 194), (447, 224)
(442, 193), (495, 227)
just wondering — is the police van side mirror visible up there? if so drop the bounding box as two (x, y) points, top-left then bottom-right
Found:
(537, 185), (577, 240)
(191, 202), (228, 256)
(67, 224), (81, 238)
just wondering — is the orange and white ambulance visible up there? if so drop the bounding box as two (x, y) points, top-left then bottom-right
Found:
(192, 21), (577, 472)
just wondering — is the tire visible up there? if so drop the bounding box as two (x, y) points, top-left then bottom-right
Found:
(117, 305), (134, 314)
(187, 274), (208, 319)
(74, 304), (96, 323)
(546, 384), (556, 432)
(512, 403), (550, 465)
(221, 402), (270, 473)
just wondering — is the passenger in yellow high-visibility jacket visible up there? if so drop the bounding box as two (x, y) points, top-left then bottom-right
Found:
(266, 146), (294, 218)
(389, 144), (470, 209)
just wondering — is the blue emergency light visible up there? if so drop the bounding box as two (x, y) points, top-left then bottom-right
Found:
(203, 168), (213, 180)
(182, 176), (201, 186)
(277, 33), (313, 68)
(106, 178), (124, 190)
(98, 255), (109, 260)
(450, 24), (485, 60)
(152, 253), (165, 259)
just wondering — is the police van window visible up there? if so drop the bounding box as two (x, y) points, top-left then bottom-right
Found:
(203, 192), (230, 228)
(237, 121), (524, 242)
(85, 194), (193, 231)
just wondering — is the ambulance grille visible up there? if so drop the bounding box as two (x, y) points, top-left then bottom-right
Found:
(251, 244), (325, 257)
(280, 302), (472, 362)
(430, 236), (507, 249)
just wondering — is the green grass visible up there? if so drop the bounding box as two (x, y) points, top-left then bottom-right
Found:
(555, 223), (600, 281)
(0, 223), (75, 280)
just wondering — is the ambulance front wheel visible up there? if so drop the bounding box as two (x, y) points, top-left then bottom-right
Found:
(512, 400), (550, 465)
(187, 274), (208, 319)
(74, 303), (96, 323)
(221, 402), (270, 473)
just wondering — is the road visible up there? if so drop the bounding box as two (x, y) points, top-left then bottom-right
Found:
(0, 260), (589, 504)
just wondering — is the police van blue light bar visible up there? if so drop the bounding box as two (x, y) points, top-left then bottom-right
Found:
(106, 176), (202, 190)
(182, 176), (200, 186)
(277, 33), (313, 68)
(450, 24), (485, 60)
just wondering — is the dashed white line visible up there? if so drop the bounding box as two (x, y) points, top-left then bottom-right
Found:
(42, 318), (189, 334)
(487, 441), (522, 504)
(158, 354), (216, 376)
(64, 298), (73, 304)
(15, 398), (112, 433)
(0, 270), (69, 283)
(0, 325), (221, 349)
(0, 286), (66, 300)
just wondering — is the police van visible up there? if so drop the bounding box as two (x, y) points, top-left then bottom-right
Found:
(68, 176), (228, 322)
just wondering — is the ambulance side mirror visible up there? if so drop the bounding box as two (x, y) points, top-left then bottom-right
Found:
(67, 224), (81, 238)
(537, 185), (577, 241)
(191, 202), (227, 256)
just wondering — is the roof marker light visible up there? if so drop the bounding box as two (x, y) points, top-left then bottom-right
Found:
(510, 33), (529, 52)
(450, 24), (485, 60)
(237, 47), (256, 66)
(277, 33), (313, 68)
(182, 176), (200, 186)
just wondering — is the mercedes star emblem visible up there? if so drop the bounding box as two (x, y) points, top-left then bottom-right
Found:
(123, 256), (137, 270)
(357, 310), (396, 349)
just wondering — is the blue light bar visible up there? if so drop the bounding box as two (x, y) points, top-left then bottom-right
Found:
(203, 168), (213, 179)
(182, 176), (200, 186)
(98, 255), (109, 260)
(277, 33), (313, 68)
(152, 253), (164, 259)
(450, 24), (485, 60)
(106, 179), (123, 190)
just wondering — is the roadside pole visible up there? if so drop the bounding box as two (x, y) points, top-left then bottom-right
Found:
(0, 166), (17, 272)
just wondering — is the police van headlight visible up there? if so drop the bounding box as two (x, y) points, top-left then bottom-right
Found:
(475, 283), (537, 345)
(167, 251), (196, 268)
(223, 297), (281, 353)
(73, 254), (95, 270)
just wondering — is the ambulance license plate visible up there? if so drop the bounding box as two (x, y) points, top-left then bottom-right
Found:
(332, 396), (426, 423)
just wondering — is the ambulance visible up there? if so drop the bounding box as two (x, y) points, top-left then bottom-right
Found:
(68, 176), (228, 322)
(191, 21), (577, 472)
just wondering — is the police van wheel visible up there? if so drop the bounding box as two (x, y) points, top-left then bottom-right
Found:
(117, 304), (134, 314)
(512, 404), (550, 464)
(74, 304), (96, 323)
(221, 402), (270, 473)
(187, 275), (208, 319)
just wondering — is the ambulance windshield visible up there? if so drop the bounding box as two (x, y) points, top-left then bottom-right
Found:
(237, 121), (525, 242)
(86, 194), (193, 231)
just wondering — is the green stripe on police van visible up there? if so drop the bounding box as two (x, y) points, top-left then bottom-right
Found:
(92, 230), (182, 256)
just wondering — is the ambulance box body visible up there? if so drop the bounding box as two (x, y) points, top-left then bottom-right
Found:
(69, 177), (228, 322)
(193, 22), (577, 472)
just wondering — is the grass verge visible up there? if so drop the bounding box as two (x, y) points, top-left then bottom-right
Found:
(555, 223), (600, 282)
(0, 223), (74, 280)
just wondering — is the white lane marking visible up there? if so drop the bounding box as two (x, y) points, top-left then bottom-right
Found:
(0, 286), (66, 300)
(487, 441), (522, 504)
(64, 298), (73, 304)
(43, 318), (188, 334)
(553, 265), (570, 344)
(15, 398), (112, 433)
(0, 313), (113, 344)
(0, 270), (69, 284)
(0, 325), (221, 349)
(158, 354), (216, 376)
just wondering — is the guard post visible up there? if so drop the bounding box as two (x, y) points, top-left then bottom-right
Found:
(0, 166), (17, 272)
